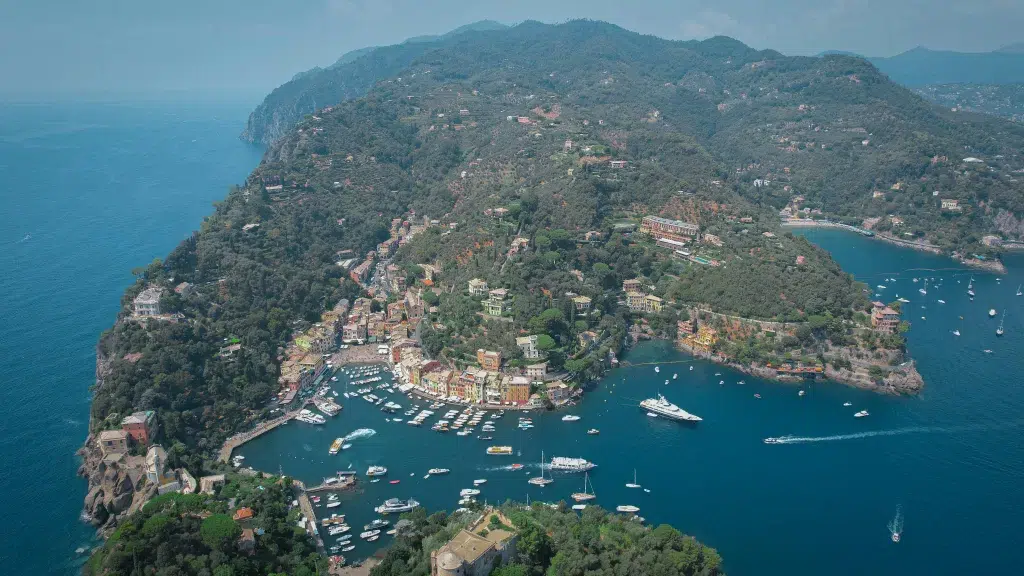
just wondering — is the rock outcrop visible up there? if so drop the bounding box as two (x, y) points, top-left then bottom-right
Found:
(77, 439), (152, 532)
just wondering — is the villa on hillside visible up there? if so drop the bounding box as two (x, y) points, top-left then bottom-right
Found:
(430, 509), (518, 576)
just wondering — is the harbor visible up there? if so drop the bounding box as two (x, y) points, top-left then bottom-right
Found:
(235, 230), (1024, 576)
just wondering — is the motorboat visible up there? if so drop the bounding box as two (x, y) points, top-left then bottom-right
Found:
(587, 428), (600, 435)
(363, 519), (389, 530)
(616, 505), (640, 514)
(487, 446), (513, 455)
(798, 390), (805, 397)
(359, 529), (380, 539)
(763, 437), (783, 444)
(854, 410), (869, 418)
(366, 466), (387, 477)
(561, 415), (581, 422)
(428, 468), (450, 475)
(473, 479), (487, 485)
(460, 488), (481, 496)
(374, 498), (419, 514)
(989, 309), (997, 317)
(843, 402), (852, 407)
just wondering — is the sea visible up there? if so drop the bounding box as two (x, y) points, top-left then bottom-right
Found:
(2, 104), (1023, 576)
(237, 232), (1024, 576)
(0, 102), (264, 575)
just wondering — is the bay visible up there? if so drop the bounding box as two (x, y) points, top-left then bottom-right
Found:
(239, 229), (1024, 575)
(0, 102), (263, 575)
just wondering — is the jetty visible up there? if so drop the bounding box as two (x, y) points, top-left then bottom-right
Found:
(218, 411), (297, 463)
(294, 484), (326, 553)
(306, 473), (357, 493)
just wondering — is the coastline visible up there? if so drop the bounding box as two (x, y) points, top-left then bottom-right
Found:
(675, 340), (924, 395)
(782, 219), (1007, 273)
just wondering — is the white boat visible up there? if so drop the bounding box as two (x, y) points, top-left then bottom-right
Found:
(528, 451), (554, 486)
(550, 456), (596, 472)
(341, 444), (352, 450)
(938, 299), (946, 304)
(359, 530), (381, 539)
(363, 519), (389, 530)
(561, 415), (581, 422)
(989, 309), (997, 317)
(888, 505), (904, 543)
(428, 468), (450, 475)
(572, 504), (587, 511)
(639, 394), (701, 422)
(587, 428), (600, 435)
(646, 412), (658, 418)
(374, 498), (419, 514)
(763, 437), (783, 444)
(473, 479), (487, 485)
(326, 502), (341, 508)
(366, 466), (388, 477)
(798, 390), (805, 397)
(342, 545), (355, 552)
(654, 366), (660, 373)
(854, 410), (869, 418)
(1017, 284), (1022, 296)
(997, 310), (1005, 336)
(877, 285), (886, 289)
(843, 402), (852, 407)
(572, 472), (597, 502)
(689, 366), (693, 371)
(626, 469), (641, 489)
(616, 505), (640, 514)
(673, 373), (678, 379)
(460, 488), (481, 497)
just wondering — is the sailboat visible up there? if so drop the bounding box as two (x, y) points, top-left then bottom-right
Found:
(954, 317), (962, 337)
(967, 276), (975, 297)
(1017, 284), (1022, 297)
(997, 310), (1005, 336)
(571, 472), (596, 502)
(625, 469), (641, 489)
(918, 279), (928, 295)
(528, 451), (553, 486)
(888, 505), (904, 543)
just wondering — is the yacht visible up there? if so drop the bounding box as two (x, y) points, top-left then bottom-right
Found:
(326, 501), (341, 509)
(561, 415), (581, 422)
(616, 505), (640, 514)
(460, 488), (481, 496)
(374, 498), (419, 515)
(572, 504), (587, 511)
(854, 410), (870, 418)
(366, 465), (388, 477)
(639, 394), (702, 422)
(363, 519), (389, 530)
(529, 451), (554, 486)
(625, 469), (641, 489)
(487, 446), (513, 455)
(473, 479), (487, 486)
(359, 529), (381, 539)
(571, 472), (597, 502)
(763, 437), (783, 444)
(427, 468), (450, 475)
(587, 428), (600, 435)
(550, 457), (596, 472)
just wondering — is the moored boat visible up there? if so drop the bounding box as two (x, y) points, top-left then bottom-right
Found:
(487, 446), (513, 455)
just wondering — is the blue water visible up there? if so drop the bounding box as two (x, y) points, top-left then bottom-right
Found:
(0, 102), (263, 574)
(238, 230), (1024, 576)
(3, 103), (1023, 576)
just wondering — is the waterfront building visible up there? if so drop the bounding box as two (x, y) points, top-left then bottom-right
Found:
(501, 375), (531, 405)
(686, 325), (719, 353)
(423, 369), (453, 397)
(476, 349), (502, 371)
(525, 362), (547, 379)
(121, 410), (155, 444)
(678, 319), (695, 336)
(516, 335), (541, 359)
(133, 286), (164, 316)
(484, 289), (510, 316)
(639, 216), (699, 243)
(391, 339), (419, 363)
(572, 295), (592, 311)
(468, 278), (489, 296)
(412, 359), (440, 386)
(871, 302), (901, 334)
(98, 429), (129, 456)
(545, 380), (570, 404)
(430, 509), (518, 576)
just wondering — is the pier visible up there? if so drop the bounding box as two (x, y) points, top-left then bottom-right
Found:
(294, 485), (326, 553)
(306, 474), (358, 493)
(218, 411), (297, 463)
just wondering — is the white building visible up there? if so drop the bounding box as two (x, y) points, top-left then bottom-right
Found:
(516, 335), (541, 359)
(133, 286), (165, 316)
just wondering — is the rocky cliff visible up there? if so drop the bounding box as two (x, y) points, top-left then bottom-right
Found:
(77, 441), (154, 532)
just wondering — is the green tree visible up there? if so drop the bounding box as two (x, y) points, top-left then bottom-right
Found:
(200, 514), (241, 551)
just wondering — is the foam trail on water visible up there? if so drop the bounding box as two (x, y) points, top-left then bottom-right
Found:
(772, 420), (1024, 445)
(343, 428), (377, 442)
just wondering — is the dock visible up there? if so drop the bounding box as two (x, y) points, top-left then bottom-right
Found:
(295, 486), (326, 553)
(218, 411), (297, 463)
(306, 473), (357, 493)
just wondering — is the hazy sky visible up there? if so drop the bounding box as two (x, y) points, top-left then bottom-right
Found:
(2, 0), (1022, 100)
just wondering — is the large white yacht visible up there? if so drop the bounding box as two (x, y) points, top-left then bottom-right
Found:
(639, 394), (702, 422)
(374, 498), (419, 515)
(549, 457), (597, 472)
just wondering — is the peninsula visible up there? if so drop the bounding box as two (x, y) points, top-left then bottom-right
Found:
(80, 18), (1024, 572)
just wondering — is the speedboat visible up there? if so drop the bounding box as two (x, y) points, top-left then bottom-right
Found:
(754, 393), (761, 399)
(510, 463), (524, 471)
(763, 437), (783, 444)
(989, 309), (997, 317)
(616, 505), (640, 514)
(473, 479), (487, 485)
(843, 402), (852, 407)
(798, 390), (805, 397)
(587, 428), (600, 435)
(428, 468), (450, 475)
(562, 415), (581, 422)
(854, 410), (869, 418)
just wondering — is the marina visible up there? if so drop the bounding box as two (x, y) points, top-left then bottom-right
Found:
(235, 230), (1024, 576)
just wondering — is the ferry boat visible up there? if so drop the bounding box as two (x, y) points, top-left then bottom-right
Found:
(366, 465), (388, 477)
(428, 468), (450, 475)
(639, 394), (702, 422)
(374, 498), (419, 515)
(550, 456), (596, 472)
(854, 410), (870, 418)
(616, 505), (640, 514)
(561, 415), (581, 422)
(329, 438), (344, 455)
(487, 446), (513, 455)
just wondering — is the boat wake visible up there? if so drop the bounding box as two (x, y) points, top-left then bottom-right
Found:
(768, 420), (1024, 445)
(343, 428), (377, 442)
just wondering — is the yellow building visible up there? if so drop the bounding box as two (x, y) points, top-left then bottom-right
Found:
(687, 325), (718, 353)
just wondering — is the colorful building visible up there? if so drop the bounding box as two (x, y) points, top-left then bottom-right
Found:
(476, 349), (502, 371)
(121, 410), (156, 444)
